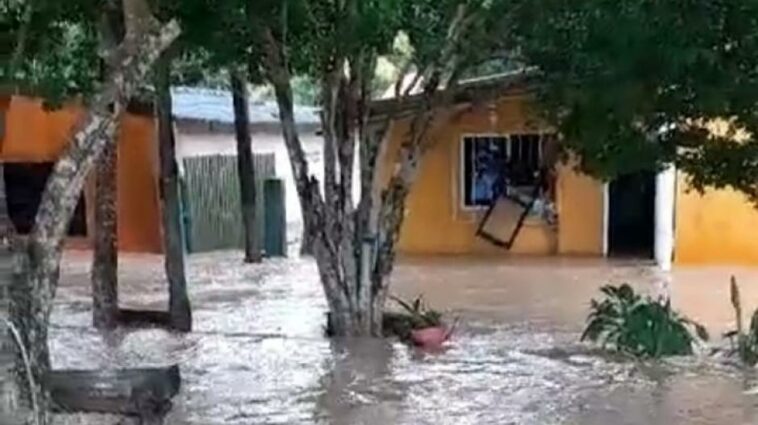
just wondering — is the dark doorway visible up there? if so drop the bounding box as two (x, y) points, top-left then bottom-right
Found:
(4, 162), (88, 236)
(609, 171), (655, 258)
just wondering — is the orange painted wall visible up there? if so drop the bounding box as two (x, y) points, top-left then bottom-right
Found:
(0, 95), (163, 253)
(117, 114), (163, 253)
(2, 96), (82, 161)
(675, 175), (758, 265)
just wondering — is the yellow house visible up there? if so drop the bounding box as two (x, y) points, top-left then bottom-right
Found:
(374, 72), (758, 266)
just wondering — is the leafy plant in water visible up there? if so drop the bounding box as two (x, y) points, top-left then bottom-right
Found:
(383, 295), (443, 340)
(724, 276), (758, 366)
(390, 295), (442, 329)
(582, 284), (708, 358)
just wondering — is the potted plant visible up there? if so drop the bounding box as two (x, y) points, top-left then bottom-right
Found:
(386, 295), (456, 348)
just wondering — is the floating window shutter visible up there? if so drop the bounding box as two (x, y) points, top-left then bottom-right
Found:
(475, 180), (540, 250)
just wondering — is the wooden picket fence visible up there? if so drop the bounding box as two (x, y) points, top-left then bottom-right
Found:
(182, 154), (275, 253)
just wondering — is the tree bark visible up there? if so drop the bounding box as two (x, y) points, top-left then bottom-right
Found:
(230, 70), (262, 263)
(91, 133), (119, 329)
(155, 55), (192, 332)
(90, 0), (125, 332)
(278, 73), (450, 337)
(10, 236), (51, 425)
(263, 30), (375, 336)
(8, 7), (180, 422)
(299, 223), (316, 256)
(259, 9), (465, 337)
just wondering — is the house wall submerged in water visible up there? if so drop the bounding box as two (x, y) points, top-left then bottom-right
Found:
(0, 95), (163, 253)
(377, 76), (758, 265)
(0, 88), (320, 255)
(380, 90), (603, 256)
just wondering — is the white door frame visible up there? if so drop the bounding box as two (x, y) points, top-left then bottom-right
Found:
(601, 166), (676, 270)
(602, 182), (609, 257)
(654, 164), (676, 271)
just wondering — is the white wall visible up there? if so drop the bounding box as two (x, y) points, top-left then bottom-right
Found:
(175, 130), (324, 231)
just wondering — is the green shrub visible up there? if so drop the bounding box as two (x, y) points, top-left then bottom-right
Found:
(582, 284), (708, 358)
(724, 276), (758, 366)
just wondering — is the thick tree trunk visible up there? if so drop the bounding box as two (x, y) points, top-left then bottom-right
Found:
(230, 70), (262, 263)
(155, 55), (192, 332)
(91, 134), (119, 329)
(8, 10), (180, 422)
(299, 223), (316, 256)
(10, 236), (51, 425)
(12, 122), (118, 425)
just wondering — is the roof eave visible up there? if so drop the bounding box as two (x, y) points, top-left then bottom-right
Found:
(368, 69), (539, 125)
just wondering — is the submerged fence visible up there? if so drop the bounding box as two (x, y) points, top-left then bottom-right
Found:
(182, 154), (277, 254)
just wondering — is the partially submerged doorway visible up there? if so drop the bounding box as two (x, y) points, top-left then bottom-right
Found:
(608, 171), (655, 258)
(3, 162), (87, 236)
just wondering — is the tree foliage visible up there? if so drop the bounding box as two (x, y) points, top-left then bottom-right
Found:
(512, 0), (758, 200)
(2, 0), (101, 105)
(152, 0), (252, 69)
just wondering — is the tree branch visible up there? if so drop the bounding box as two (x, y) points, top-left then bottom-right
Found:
(321, 68), (341, 223)
(262, 26), (350, 296)
(261, 28), (321, 208)
(122, 0), (159, 41)
(367, 4), (473, 287)
(30, 18), (181, 292)
(9, 0), (34, 83)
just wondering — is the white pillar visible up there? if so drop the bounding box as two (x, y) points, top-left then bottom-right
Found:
(655, 164), (676, 271)
(602, 183), (609, 257)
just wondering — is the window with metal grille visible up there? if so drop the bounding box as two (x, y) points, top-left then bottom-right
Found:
(461, 134), (549, 207)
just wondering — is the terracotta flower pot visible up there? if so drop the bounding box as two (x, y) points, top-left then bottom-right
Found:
(410, 325), (453, 348)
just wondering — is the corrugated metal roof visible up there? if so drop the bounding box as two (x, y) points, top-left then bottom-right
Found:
(171, 86), (320, 125)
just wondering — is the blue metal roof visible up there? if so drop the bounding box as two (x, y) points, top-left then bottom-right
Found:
(171, 86), (320, 125)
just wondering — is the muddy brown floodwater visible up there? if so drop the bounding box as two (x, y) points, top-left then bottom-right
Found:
(35, 252), (758, 424)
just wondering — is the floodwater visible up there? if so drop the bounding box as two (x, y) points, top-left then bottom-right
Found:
(33, 252), (758, 424)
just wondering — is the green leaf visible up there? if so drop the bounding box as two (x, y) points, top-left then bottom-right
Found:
(582, 283), (701, 358)
(694, 323), (710, 342)
(390, 294), (417, 316)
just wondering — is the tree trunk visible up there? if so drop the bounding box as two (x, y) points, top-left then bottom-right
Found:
(8, 11), (180, 422)
(261, 24), (453, 338)
(299, 223), (316, 256)
(272, 88), (382, 336)
(262, 29), (390, 337)
(230, 70), (262, 263)
(10, 236), (51, 425)
(91, 133), (119, 329)
(155, 55), (192, 332)
(90, 0), (125, 332)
